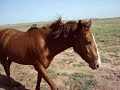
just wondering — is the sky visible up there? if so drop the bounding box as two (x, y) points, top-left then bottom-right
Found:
(0, 0), (120, 25)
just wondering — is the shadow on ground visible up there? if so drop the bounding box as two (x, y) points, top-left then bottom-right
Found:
(0, 74), (28, 90)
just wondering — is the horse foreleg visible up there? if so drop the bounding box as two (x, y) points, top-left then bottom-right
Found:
(34, 62), (57, 90)
(34, 67), (42, 90)
(36, 73), (42, 90)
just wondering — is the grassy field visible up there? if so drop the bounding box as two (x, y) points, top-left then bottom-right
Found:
(0, 17), (120, 90)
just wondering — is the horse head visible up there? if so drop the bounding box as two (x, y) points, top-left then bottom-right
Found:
(70, 19), (101, 69)
(49, 18), (101, 70)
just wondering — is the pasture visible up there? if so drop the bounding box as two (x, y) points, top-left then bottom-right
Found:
(0, 17), (120, 90)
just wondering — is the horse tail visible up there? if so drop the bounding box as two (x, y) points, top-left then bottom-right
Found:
(0, 30), (3, 47)
(0, 30), (5, 65)
(0, 30), (2, 64)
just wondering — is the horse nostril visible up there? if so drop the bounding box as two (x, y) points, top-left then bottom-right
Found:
(96, 64), (99, 68)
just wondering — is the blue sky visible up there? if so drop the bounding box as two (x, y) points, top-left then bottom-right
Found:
(0, 0), (120, 25)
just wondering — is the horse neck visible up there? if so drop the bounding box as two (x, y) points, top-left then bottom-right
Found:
(46, 37), (71, 56)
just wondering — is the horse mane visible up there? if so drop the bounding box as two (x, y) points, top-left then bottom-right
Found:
(49, 18), (78, 38)
(27, 18), (78, 39)
(63, 21), (78, 38)
(27, 26), (39, 31)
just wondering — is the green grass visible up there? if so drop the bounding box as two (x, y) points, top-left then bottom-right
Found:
(58, 56), (76, 65)
(91, 18), (120, 54)
(92, 26), (120, 45)
(105, 47), (120, 53)
(41, 86), (49, 90)
(72, 62), (85, 67)
(64, 72), (98, 90)
(92, 18), (120, 35)
(48, 70), (57, 79)
(60, 72), (69, 76)
(101, 55), (110, 63)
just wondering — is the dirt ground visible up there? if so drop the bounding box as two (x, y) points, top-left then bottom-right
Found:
(0, 47), (120, 90)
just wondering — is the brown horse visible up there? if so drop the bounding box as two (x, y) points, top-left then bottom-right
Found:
(0, 18), (101, 90)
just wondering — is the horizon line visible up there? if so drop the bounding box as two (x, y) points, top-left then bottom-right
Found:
(0, 16), (120, 26)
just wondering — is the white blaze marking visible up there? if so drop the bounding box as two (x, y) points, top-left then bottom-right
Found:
(7, 57), (9, 60)
(92, 34), (101, 65)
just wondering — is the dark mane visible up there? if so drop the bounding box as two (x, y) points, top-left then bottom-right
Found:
(49, 18), (63, 38)
(63, 21), (77, 38)
(27, 26), (39, 31)
(27, 19), (78, 39)
(49, 19), (78, 38)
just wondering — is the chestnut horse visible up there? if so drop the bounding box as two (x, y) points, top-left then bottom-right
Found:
(0, 18), (101, 90)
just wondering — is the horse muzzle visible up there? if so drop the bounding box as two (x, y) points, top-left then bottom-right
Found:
(89, 62), (100, 70)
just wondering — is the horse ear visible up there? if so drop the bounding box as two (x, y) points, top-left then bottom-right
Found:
(77, 19), (92, 32)
(77, 20), (82, 29)
(86, 19), (92, 27)
(78, 20), (82, 25)
(57, 17), (62, 24)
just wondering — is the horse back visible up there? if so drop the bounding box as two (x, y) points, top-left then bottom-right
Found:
(0, 28), (47, 65)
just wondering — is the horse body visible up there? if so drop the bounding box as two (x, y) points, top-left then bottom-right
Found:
(0, 26), (72, 66)
(0, 18), (101, 90)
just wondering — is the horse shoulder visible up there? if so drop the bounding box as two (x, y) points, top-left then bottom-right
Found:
(30, 31), (51, 67)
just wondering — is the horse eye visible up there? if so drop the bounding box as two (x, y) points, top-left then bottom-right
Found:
(73, 35), (77, 38)
(84, 25), (86, 27)
(87, 41), (92, 45)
